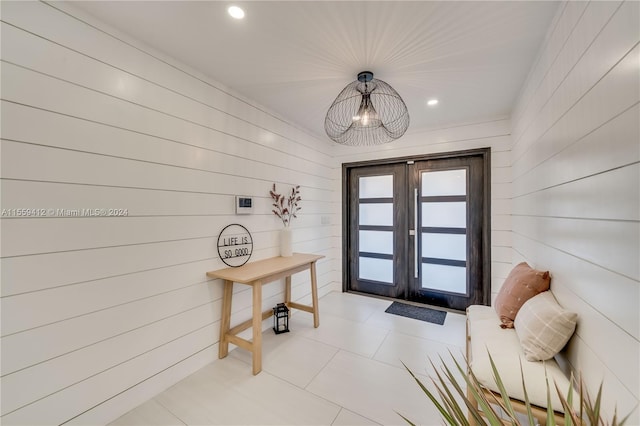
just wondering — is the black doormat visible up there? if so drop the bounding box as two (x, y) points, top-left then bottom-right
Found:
(385, 302), (447, 325)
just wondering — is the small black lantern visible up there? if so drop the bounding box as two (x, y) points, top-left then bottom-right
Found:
(273, 303), (290, 334)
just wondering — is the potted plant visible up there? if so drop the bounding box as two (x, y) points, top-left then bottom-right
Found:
(400, 353), (633, 426)
(270, 183), (301, 257)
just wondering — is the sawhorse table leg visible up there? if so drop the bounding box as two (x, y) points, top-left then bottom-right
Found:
(311, 261), (319, 328)
(219, 280), (233, 359)
(251, 282), (263, 375)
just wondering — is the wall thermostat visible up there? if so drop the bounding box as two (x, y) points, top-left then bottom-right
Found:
(235, 196), (254, 214)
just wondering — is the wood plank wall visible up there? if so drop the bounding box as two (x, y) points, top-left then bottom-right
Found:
(0, 2), (337, 424)
(509, 1), (639, 421)
(2, 0), (638, 424)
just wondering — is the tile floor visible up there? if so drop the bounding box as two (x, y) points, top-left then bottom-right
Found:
(110, 291), (468, 425)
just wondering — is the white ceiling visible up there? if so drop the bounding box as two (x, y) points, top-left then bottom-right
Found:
(70, 1), (560, 141)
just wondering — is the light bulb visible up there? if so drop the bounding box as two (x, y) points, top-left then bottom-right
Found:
(227, 6), (245, 19)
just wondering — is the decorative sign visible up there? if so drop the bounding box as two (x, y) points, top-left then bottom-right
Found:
(217, 224), (253, 267)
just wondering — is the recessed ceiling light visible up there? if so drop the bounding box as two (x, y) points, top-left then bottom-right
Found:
(227, 5), (245, 19)
(427, 99), (439, 106)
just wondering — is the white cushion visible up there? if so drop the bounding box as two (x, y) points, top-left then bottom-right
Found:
(514, 291), (577, 361)
(467, 305), (576, 413)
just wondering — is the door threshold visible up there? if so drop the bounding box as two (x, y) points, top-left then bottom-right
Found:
(346, 290), (465, 314)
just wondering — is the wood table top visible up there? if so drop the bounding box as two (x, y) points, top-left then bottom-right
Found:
(206, 253), (324, 284)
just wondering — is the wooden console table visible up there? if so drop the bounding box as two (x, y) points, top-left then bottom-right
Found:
(206, 252), (324, 375)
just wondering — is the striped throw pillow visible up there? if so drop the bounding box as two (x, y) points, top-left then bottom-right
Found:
(514, 291), (577, 361)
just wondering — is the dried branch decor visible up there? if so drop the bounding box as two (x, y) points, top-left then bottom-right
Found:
(270, 183), (301, 227)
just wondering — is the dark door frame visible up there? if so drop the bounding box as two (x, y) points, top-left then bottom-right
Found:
(341, 148), (492, 308)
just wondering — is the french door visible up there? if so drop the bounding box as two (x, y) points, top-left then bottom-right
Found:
(344, 150), (490, 311)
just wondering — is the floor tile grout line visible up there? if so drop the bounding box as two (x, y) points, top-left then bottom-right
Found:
(370, 329), (392, 361)
(306, 348), (436, 424)
(334, 407), (384, 426)
(386, 327), (467, 352)
(303, 347), (342, 391)
(329, 407), (344, 425)
(286, 318), (389, 359)
(151, 396), (187, 426)
(368, 321), (467, 349)
(227, 332), (341, 394)
(107, 291), (464, 425)
(303, 349), (388, 425)
(220, 327), (353, 418)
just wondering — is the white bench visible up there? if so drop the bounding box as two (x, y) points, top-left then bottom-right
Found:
(466, 305), (576, 424)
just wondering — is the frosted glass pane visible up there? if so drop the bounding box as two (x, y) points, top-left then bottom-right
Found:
(359, 231), (393, 255)
(422, 169), (466, 196)
(422, 233), (466, 261)
(359, 204), (393, 226)
(359, 257), (393, 283)
(422, 202), (466, 228)
(422, 263), (467, 294)
(359, 175), (393, 198)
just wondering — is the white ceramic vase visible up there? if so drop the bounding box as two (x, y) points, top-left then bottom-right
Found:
(280, 227), (293, 257)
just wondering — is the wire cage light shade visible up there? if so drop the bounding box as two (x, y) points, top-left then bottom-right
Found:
(325, 71), (409, 146)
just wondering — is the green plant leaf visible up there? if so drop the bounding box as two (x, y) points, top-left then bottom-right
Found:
(593, 382), (603, 423)
(513, 360), (535, 426)
(446, 352), (503, 425)
(616, 403), (638, 426)
(578, 373), (584, 423)
(432, 380), (464, 425)
(544, 365), (556, 426)
(553, 381), (579, 426)
(433, 356), (485, 425)
(400, 361), (456, 425)
(404, 349), (634, 426)
(429, 359), (470, 425)
(487, 350), (518, 425)
(396, 411), (417, 426)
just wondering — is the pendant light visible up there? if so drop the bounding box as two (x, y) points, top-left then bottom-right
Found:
(325, 71), (409, 146)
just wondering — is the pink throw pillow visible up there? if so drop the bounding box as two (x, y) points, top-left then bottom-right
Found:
(494, 262), (550, 328)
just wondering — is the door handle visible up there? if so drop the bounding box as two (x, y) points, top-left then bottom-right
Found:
(414, 188), (419, 279)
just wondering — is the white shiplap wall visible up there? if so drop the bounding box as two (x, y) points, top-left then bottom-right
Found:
(510, 0), (639, 421)
(331, 118), (514, 301)
(0, 1), (337, 424)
